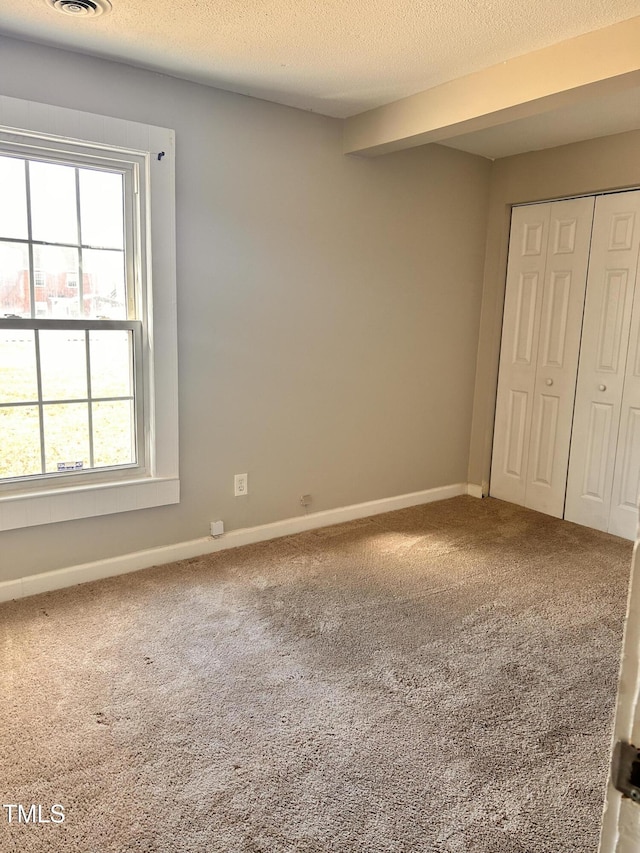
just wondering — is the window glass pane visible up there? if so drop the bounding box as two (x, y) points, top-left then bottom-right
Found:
(0, 140), (144, 487)
(33, 245), (80, 318)
(43, 402), (90, 474)
(0, 242), (30, 318)
(79, 169), (124, 249)
(83, 249), (126, 319)
(93, 400), (135, 467)
(90, 330), (133, 398)
(0, 406), (41, 479)
(0, 330), (38, 403)
(0, 156), (28, 240)
(39, 329), (87, 401)
(29, 160), (78, 245)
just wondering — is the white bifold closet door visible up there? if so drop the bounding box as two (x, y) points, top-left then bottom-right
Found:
(565, 191), (640, 538)
(491, 197), (595, 517)
(610, 280), (640, 539)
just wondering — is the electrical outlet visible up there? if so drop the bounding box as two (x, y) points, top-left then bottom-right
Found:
(234, 473), (248, 496)
(300, 494), (312, 507)
(210, 520), (224, 537)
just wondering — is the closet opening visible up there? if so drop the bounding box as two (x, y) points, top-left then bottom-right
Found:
(490, 190), (640, 540)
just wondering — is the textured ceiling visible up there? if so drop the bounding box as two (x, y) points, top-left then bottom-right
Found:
(2, 0), (640, 118)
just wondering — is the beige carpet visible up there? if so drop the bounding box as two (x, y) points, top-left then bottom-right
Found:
(0, 496), (632, 852)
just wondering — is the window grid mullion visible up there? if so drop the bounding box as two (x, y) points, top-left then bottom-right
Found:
(85, 330), (95, 469)
(0, 235), (124, 253)
(24, 160), (36, 320)
(0, 319), (139, 331)
(75, 167), (85, 318)
(0, 395), (134, 409)
(33, 329), (46, 475)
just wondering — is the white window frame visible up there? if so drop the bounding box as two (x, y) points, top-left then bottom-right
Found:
(0, 96), (178, 531)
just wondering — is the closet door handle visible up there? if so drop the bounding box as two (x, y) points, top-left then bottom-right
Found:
(599, 384), (607, 392)
(545, 378), (553, 386)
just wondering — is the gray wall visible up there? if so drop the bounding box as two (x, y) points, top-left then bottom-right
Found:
(0, 36), (491, 582)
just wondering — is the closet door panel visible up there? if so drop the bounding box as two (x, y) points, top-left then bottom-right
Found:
(490, 205), (550, 505)
(524, 197), (595, 517)
(565, 191), (640, 533)
(610, 275), (640, 539)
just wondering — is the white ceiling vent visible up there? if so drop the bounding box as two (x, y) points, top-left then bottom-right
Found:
(47, 0), (112, 16)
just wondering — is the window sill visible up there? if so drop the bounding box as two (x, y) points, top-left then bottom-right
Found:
(0, 476), (180, 531)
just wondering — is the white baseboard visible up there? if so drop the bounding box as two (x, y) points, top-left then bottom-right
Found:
(0, 482), (468, 604)
(467, 483), (484, 499)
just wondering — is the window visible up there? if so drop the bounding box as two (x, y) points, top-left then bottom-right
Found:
(0, 96), (178, 531)
(1, 151), (142, 481)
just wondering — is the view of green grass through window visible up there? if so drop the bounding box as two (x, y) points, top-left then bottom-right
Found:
(0, 153), (139, 482)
